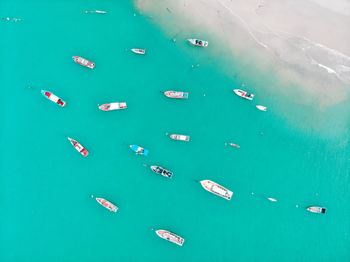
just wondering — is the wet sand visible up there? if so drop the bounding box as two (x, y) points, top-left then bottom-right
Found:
(136, 0), (350, 106)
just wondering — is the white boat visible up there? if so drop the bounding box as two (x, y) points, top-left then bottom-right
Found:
(256, 105), (267, 111)
(164, 91), (188, 99)
(72, 56), (95, 69)
(99, 102), (127, 111)
(307, 206), (326, 214)
(267, 198), (277, 202)
(85, 10), (107, 14)
(233, 89), (254, 100)
(170, 134), (190, 141)
(150, 166), (173, 178)
(227, 143), (240, 148)
(200, 180), (233, 200)
(41, 90), (66, 107)
(187, 38), (208, 47)
(67, 137), (89, 157)
(96, 198), (118, 212)
(131, 49), (146, 55)
(156, 230), (184, 246)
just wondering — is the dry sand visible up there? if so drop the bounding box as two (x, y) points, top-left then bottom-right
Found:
(136, 0), (350, 106)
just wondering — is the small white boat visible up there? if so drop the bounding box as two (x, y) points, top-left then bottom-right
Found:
(233, 89), (254, 100)
(164, 91), (188, 99)
(72, 56), (95, 69)
(131, 49), (146, 55)
(227, 143), (240, 148)
(99, 102), (127, 111)
(41, 90), (66, 107)
(156, 230), (184, 246)
(267, 198), (277, 202)
(256, 105), (267, 111)
(170, 134), (190, 141)
(188, 38), (208, 47)
(150, 166), (173, 178)
(96, 197), (118, 212)
(200, 180), (233, 200)
(67, 137), (89, 157)
(85, 10), (107, 14)
(307, 206), (326, 214)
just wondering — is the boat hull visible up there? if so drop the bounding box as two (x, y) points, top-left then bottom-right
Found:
(156, 230), (184, 246)
(131, 49), (146, 55)
(130, 145), (149, 156)
(164, 91), (188, 99)
(200, 180), (233, 200)
(188, 38), (208, 47)
(41, 90), (66, 107)
(307, 206), (326, 214)
(150, 166), (173, 178)
(170, 134), (190, 141)
(96, 197), (118, 212)
(256, 105), (267, 111)
(72, 56), (95, 69)
(68, 137), (89, 157)
(85, 10), (107, 14)
(228, 143), (240, 148)
(99, 102), (127, 111)
(233, 89), (254, 100)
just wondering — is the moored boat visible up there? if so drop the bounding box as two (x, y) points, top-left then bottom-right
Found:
(150, 166), (173, 178)
(267, 197), (277, 202)
(188, 38), (208, 47)
(131, 48), (146, 55)
(256, 105), (267, 111)
(164, 91), (188, 99)
(41, 90), (66, 107)
(68, 137), (89, 157)
(99, 102), (127, 111)
(233, 89), (254, 100)
(200, 180), (233, 200)
(170, 134), (190, 141)
(307, 206), (326, 214)
(72, 56), (95, 69)
(227, 143), (240, 148)
(85, 10), (107, 14)
(96, 197), (118, 212)
(156, 230), (184, 246)
(130, 145), (149, 156)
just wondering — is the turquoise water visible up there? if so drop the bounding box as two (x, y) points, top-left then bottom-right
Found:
(1, 0), (350, 261)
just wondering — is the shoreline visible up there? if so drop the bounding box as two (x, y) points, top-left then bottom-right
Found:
(135, 0), (350, 106)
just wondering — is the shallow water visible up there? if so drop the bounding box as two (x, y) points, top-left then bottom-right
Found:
(1, 0), (350, 261)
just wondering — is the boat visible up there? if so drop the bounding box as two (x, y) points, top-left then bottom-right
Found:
(150, 166), (173, 178)
(256, 105), (267, 111)
(156, 230), (184, 246)
(96, 198), (118, 212)
(131, 49), (146, 55)
(99, 102), (127, 111)
(41, 90), (66, 107)
(130, 145), (149, 156)
(233, 89), (254, 100)
(188, 38), (208, 47)
(170, 134), (190, 141)
(228, 143), (240, 148)
(267, 197), (277, 202)
(200, 180), (233, 200)
(72, 56), (95, 69)
(164, 91), (188, 99)
(68, 137), (89, 157)
(307, 206), (326, 214)
(85, 10), (107, 14)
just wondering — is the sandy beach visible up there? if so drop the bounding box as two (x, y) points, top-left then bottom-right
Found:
(136, 0), (350, 105)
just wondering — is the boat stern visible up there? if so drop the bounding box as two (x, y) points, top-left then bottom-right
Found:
(143, 149), (149, 156)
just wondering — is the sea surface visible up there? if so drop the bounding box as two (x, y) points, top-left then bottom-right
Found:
(1, 0), (350, 261)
